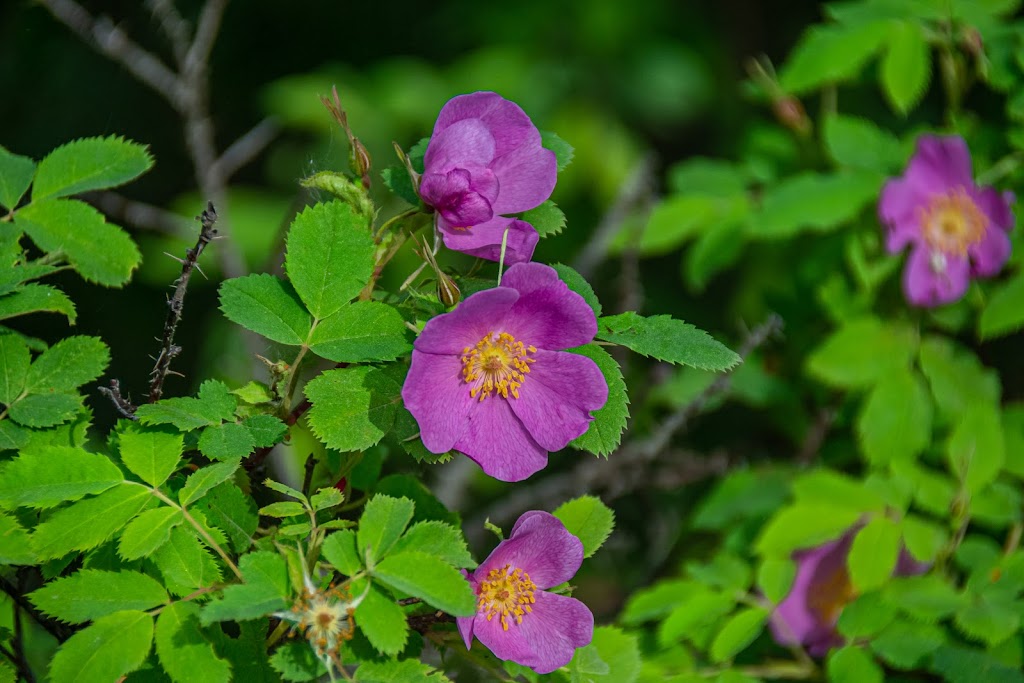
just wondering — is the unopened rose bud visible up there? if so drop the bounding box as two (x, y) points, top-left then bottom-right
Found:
(333, 477), (347, 493)
(300, 171), (373, 222)
(773, 97), (810, 135)
(436, 270), (461, 308)
(351, 138), (372, 189)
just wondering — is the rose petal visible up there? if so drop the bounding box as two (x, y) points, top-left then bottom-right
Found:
(902, 244), (970, 307)
(401, 351), (475, 453)
(500, 263), (598, 350)
(454, 398), (548, 482)
(414, 287), (519, 355)
(457, 570), (478, 650)
(968, 224), (1012, 278)
(491, 142), (558, 215)
(424, 118), (496, 172)
(905, 135), (974, 193)
(972, 186), (1016, 233)
(478, 511), (584, 589)
(472, 590), (593, 674)
(439, 216), (539, 264)
(769, 535), (850, 653)
(878, 177), (927, 253)
(433, 91), (539, 159)
(508, 350), (607, 451)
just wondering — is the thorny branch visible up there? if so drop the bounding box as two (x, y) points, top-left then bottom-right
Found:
(474, 314), (785, 528)
(149, 202), (218, 402)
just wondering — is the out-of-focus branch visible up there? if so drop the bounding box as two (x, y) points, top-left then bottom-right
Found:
(85, 191), (192, 236)
(145, 0), (189, 65)
(213, 117), (280, 180)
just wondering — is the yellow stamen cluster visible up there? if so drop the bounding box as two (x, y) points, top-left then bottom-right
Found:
(284, 583), (355, 666)
(919, 187), (988, 257)
(477, 564), (537, 631)
(461, 332), (537, 401)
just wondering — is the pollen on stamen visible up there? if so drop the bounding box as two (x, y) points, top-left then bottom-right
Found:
(461, 332), (537, 401)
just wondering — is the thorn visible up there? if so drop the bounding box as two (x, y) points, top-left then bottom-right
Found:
(166, 370), (185, 378)
(193, 263), (208, 280)
(163, 252), (187, 264)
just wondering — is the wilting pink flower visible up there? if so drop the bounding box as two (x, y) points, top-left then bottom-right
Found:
(401, 262), (607, 482)
(457, 511), (593, 674)
(418, 92), (557, 264)
(769, 530), (929, 656)
(879, 135), (1014, 307)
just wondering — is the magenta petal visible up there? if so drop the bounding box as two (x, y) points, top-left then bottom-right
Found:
(415, 287), (519, 355)
(972, 186), (1016, 233)
(491, 143), (558, 214)
(472, 591), (593, 674)
(500, 264), (598, 350)
(439, 217), (539, 264)
(903, 244), (970, 307)
(424, 118), (496, 171)
(433, 91), (538, 159)
(480, 511), (584, 589)
(905, 135), (974, 191)
(438, 191), (494, 227)
(454, 398), (548, 482)
(457, 570), (477, 650)
(508, 350), (607, 451)
(968, 226), (1011, 277)
(401, 352), (475, 453)
(878, 177), (927, 253)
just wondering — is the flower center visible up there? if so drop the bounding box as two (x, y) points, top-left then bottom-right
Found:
(807, 562), (857, 626)
(919, 187), (988, 260)
(461, 332), (536, 401)
(477, 563), (537, 631)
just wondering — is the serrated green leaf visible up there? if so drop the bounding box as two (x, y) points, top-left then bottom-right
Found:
(32, 135), (152, 200)
(552, 263), (601, 317)
(201, 551), (290, 624)
(355, 581), (409, 656)
(568, 626), (640, 683)
(598, 312), (739, 371)
(259, 501), (306, 517)
(979, 270), (1024, 339)
(0, 445), (123, 509)
(48, 609), (154, 683)
(827, 646), (883, 683)
(26, 335), (109, 393)
(857, 369), (932, 465)
(869, 619), (946, 669)
(16, 199), (140, 286)
(901, 514), (947, 563)
(930, 645), (1024, 683)
(285, 201), (375, 319)
(0, 144), (36, 210)
(752, 170), (883, 239)
(0, 332), (29, 405)
(709, 607), (769, 663)
(192, 482), (257, 553)
(232, 381), (273, 405)
(322, 529), (362, 576)
(791, 470), (886, 512)
(243, 414), (287, 447)
(305, 366), (401, 453)
(955, 596), (1020, 645)
(153, 527), (221, 595)
(381, 165), (421, 206)
(373, 550), (475, 615)
(520, 200), (566, 238)
(263, 478), (306, 502)
(308, 301), (411, 362)
(8, 391), (82, 428)
(540, 131), (574, 171)
(553, 495), (615, 559)
(919, 335), (1000, 418)
(881, 21), (931, 115)
(198, 422), (256, 461)
(119, 423), (183, 487)
(269, 640), (326, 682)
(848, 517), (900, 592)
(0, 283), (76, 323)
(156, 601), (232, 683)
(136, 401), (218, 432)
(390, 521), (475, 568)
(31, 483), (152, 559)
(884, 575), (965, 622)
(837, 592), (898, 638)
(179, 461), (239, 507)
(947, 403), (1005, 493)
(568, 343), (628, 457)
(355, 659), (452, 682)
(755, 504), (861, 557)
(823, 115), (904, 172)
(30, 569), (167, 623)
(807, 317), (916, 388)
(218, 273), (311, 345)
(780, 22), (889, 94)
(310, 486), (345, 512)
(119, 507), (183, 561)
(0, 512), (35, 565)
(358, 495), (414, 564)
(0, 420), (29, 451)
(0, 262), (59, 297)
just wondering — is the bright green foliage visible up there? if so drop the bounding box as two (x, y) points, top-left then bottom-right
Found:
(119, 423), (183, 487)
(390, 521), (474, 568)
(285, 201), (375, 319)
(756, 503), (861, 557)
(598, 312), (740, 371)
(569, 344), (628, 456)
(567, 626), (640, 682)
(0, 420), (29, 451)
(29, 569), (167, 623)
(847, 516), (900, 592)
(828, 646), (884, 683)
(118, 507), (183, 560)
(358, 495), (414, 563)
(48, 610), (154, 683)
(955, 595), (1021, 645)
(308, 301), (411, 362)
(243, 414), (288, 447)
(26, 335), (109, 394)
(947, 403), (1005, 493)
(0, 145), (36, 210)
(31, 483), (152, 559)
(553, 263), (602, 317)
(709, 607), (769, 663)
(305, 366), (402, 453)
(692, 469), (790, 530)
(780, 21), (890, 93)
(980, 271), (1024, 339)
(136, 381), (238, 431)
(156, 602), (232, 683)
(322, 529), (362, 576)
(807, 317), (916, 388)
(930, 645), (1024, 683)
(16, 199), (141, 286)
(179, 461), (239, 507)
(857, 369), (932, 465)
(199, 422), (257, 461)
(7, 391), (82, 427)
(259, 501), (305, 517)
(791, 469), (886, 512)
(900, 515), (948, 563)
(310, 486), (344, 511)
(757, 557), (795, 604)
(0, 513), (35, 565)
(918, 336), (999, 418)
(541, 130), (575, 171)
(0, 333), (30, 405)
(885, 575), (965, 622)
(658, 589), (734, 646)
(0, 283), (76, 323)
(621, 579), (701, 625)
(823, 115), (904, 172)
(193, 482), (257, 552)
(218, 273), (312, 345)
(153, 527), (222, 595)
(837, 592), (898, 639)
(355, 659), (452, 682)
(269, 640), (327, 681)
(373, 550), (476, 615)
(0, 445), (122, 509)
(201, 551), (290, 624)
(380, 166), (420, 207)
(553, 495), (615, 559)
(870, 619), (946, 669)
(753, 170), (882, 239)
(356, 581), (409, 656)
(520, 200), (566, 238)
(31, 135), (153, 200)
(881, 21), (931, 115)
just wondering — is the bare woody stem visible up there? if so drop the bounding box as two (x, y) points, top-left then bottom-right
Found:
(148, 202), (218, 402)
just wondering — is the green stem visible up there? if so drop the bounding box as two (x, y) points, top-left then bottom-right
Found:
(374, 207), (419, 242)
(265, 619), (290, 648)
(149, 486), (244, 580)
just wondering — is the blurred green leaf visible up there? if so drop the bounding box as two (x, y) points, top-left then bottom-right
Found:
(541, 130), (574, 171)
(857, 369), (932, 465)
(847, 516), (900, 592)
(947, 403), (1005, 493)
(827, 646), (883, 683)
(755, 504), (860, 557)
(869, 619), (946, 669)
(269, 640), (325, 682)
(709, 607), (768, 663)
(568, 626), (640, 683)
(884, 575), (965, 622)
(881, 21), (931, 115)
(930, 645), (1024, 683)
(780, 22), (890, 94)
(979, 270), (1024, 339)
(823, 115), (904, 172)
(752, 171), (882, 240)
(919, 336), (1000, 418)
(807, 318), (916, 389)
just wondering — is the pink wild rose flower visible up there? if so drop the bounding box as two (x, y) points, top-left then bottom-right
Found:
(418, 91), (557, 264)
(457, 511), (594, 674)
(879, 135), (1015, 307)
(401, 262), (608, 482)
(769, 529), (929, 656)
